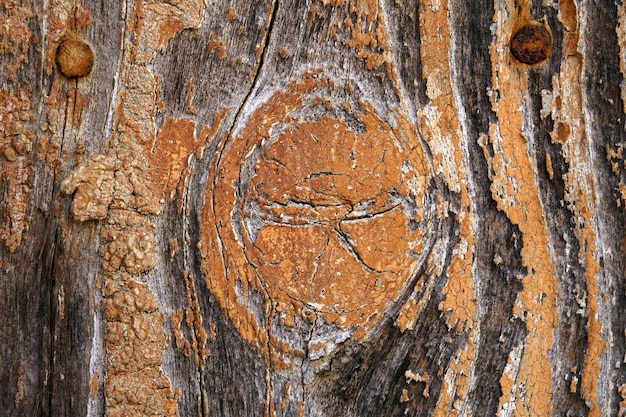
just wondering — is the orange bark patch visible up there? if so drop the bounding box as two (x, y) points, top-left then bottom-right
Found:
(102, 275), (178, 417)
(0, 3), (36, 253)
(185, 78), (198, 115)
(100, 210), (157, 276)
(89, 371), (100, 398)
(319, 0), (346, 6)
(0, 2), (36, 81)
(489, 1), (559, 415)
(317, 0), (395, 80)
(552, 5), (605, 414)
(14, 363), (25, 403)
(227, 8), (239, 21)
(157, 20), (185, 52)
(558, 0), (578, 32)
(149, 117), (197, 201)
(0, 88), (33, 252)
(149, 112), (226, 212)
(182, 271), (210, 367)
(208, 39), (227, 59)
(417, 1), (478, 412)
(172, 309), (192, 357)
(417, 0), (477, 329)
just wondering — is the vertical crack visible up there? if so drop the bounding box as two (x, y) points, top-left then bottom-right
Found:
(45, 67), (77, 414)
(223, 0), (280, 143)
(301, 310), (318, 414)
(43, 223), (58, 416)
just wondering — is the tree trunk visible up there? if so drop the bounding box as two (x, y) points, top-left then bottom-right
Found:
(1, 0), (625, 416)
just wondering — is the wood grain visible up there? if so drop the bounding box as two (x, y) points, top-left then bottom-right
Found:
(0, 0), (625, 416)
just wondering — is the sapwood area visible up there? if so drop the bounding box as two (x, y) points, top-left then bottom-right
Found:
(1, 0), (625, 416)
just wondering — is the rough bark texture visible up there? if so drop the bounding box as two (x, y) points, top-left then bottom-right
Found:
(1, 0), (625, 416)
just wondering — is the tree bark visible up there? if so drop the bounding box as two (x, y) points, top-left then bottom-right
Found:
(1, 0), (625, 416)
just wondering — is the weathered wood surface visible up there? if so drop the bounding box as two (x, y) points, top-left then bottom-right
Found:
(1, 0), (625, 416)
